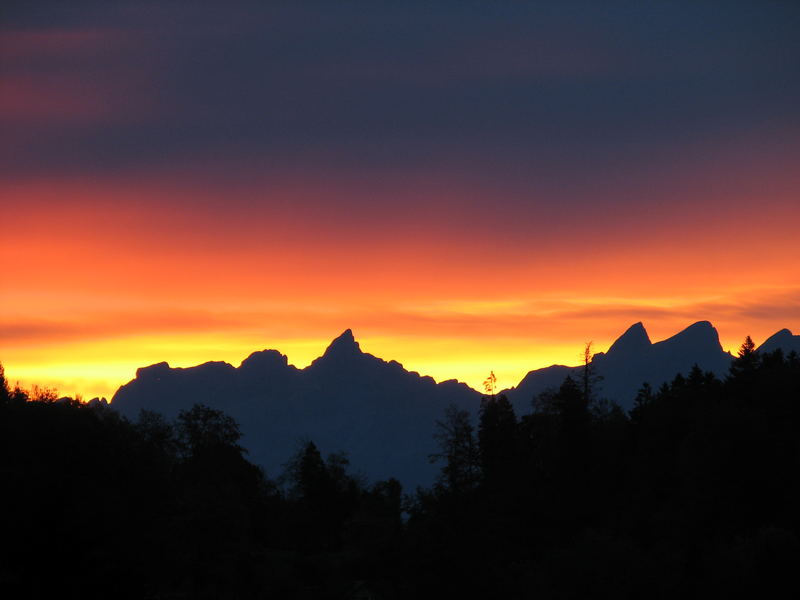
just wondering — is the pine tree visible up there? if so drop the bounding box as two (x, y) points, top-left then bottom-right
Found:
(478, 394), (517, 488)
(431, 404), (480, 495)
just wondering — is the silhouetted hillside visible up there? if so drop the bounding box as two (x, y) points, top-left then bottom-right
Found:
(503, 321), (734, 411)
(112, 330), (480, 487)
(758, 328), (800, 355)
(113, 323), (800, 485)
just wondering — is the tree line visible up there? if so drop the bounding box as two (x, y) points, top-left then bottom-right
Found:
(1, 339), (799, 598)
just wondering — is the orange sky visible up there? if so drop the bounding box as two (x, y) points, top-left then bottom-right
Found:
(2, 164), (799, 399)
(2, 2), (799, 399)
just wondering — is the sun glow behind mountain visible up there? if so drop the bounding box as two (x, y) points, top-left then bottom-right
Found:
(2, 1), (799, 398)
(3, 169), (799, 399)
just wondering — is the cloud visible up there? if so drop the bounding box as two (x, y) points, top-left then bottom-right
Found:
(2, 1), (798, 397)
(0, 311), (254, 346)
(4, 285), (789, 347)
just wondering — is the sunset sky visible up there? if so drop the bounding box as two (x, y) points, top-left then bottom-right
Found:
(2, 1), (799, 399)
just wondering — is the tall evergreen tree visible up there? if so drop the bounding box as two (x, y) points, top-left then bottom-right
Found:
(478, 394), (517, 489)
(431, 404), (480, 495)
(0, 363), (9, 406)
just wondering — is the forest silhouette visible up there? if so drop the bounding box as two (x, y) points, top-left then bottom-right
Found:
(1, 339), (799, 599)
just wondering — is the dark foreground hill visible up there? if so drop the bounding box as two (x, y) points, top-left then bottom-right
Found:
(112, 330), (480, 487)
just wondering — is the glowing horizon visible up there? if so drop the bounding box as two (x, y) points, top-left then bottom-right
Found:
(2, 2), (798, 400)
(3, 301), (795, 400)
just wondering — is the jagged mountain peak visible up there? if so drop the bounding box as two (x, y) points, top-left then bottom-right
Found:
(606, 322), (651, 356)
(323, 328), (362, 356)
(758, 328), (800, 355)
(661, 320), (721, 349)
(764, 328), (793, 341)
(307, 329), (369, 371)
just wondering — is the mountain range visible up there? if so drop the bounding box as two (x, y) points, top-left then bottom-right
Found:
(502, 320), (733, 411)
(112, 330), (480, 488)
(111, 322), (798, 488)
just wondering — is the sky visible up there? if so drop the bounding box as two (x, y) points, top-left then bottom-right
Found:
(2, 0), (799, 399)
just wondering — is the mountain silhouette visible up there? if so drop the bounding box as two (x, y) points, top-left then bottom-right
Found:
(605, 321), (652, 355)
(502, 321), (734, 411)
(112, 322), (799, 485)
(757, 328), (800, 356)
(112, 330), (480, 488)
(502, 323), (799, 414)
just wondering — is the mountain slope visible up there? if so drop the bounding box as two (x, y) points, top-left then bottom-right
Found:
(112, 322), (799, 486)
(757, 329), (800, 356)
(112, 330), (480, 488)
(503, 321), (733, 412)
